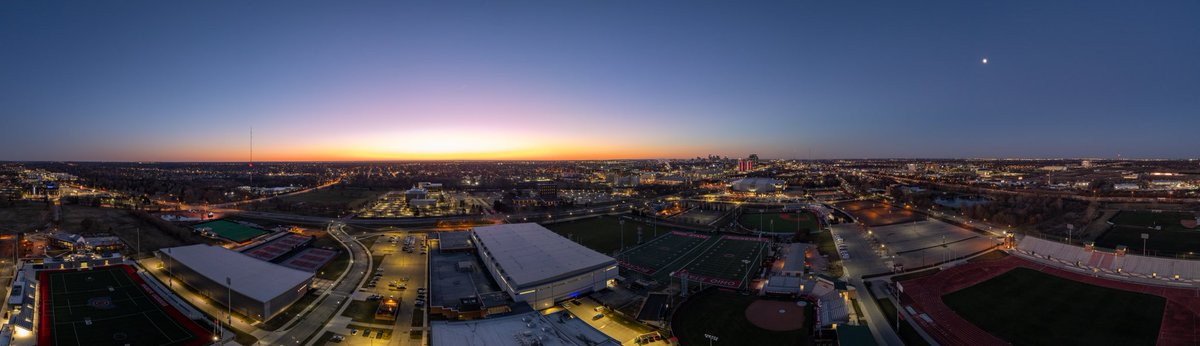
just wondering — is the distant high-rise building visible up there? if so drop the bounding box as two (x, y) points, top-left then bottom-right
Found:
(737, 159), (753, 172)
(536, 181), (558, 201)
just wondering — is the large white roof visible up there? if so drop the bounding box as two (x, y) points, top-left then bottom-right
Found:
(730, 177), (786, 193)
(160, 244), (313, 302)
(472, 223), (615, 290)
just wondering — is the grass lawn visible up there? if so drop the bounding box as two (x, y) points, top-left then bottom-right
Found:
(278, 187), (387, 207)
(739, 211), (820, 236)
(0, 202), (48, 232)
(943, 267), (1164, 346)
(242, 186), (387, 217)
(890, 268), (941, 283)
(672, 289), (813, 346)
(314, 331), (338, 346)
(815, 229), (844, 277)
(544, 215), (666, 255)
(1096, 211), (1200, 256)
(260, 292), (322, 331)
(967, 249), (1009, 263)
(340, 300), (391, 324)
(361, 254), (388, 288)
(874, 297), (931, 346)
(411, 308), (424, 327)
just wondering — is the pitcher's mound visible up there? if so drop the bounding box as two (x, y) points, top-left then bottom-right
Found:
(744, 300), (806, 331)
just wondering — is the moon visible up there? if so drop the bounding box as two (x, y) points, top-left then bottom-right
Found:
(981, 58), (988, 64)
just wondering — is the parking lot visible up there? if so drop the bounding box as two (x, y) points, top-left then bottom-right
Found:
(557, 296), (663, 345)
(829, 223), (894, 277)
(325, 231), (430, 346)
(830, 219), (1003, 277)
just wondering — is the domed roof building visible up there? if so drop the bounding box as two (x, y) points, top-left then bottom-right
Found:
(729, 177), (786, 193)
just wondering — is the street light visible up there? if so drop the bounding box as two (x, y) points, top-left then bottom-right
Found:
(704, 333), (719, 346)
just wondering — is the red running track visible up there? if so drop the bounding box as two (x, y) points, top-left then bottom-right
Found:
(898, 255), (1200, 346)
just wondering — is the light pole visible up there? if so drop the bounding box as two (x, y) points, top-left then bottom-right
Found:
(225, 277), (233, 328)
(704, 333), (719, 346)
(619, 219), (625, 253)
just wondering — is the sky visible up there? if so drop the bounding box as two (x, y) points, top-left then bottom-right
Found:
(1, 0), (1198, 161)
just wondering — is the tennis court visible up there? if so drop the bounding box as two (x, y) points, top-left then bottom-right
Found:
(281, 247), (339, 272)
(38, 265), (212, 346)
(244, 233), (312, 261)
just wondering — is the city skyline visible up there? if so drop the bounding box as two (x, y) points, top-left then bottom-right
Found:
(2, 0), (1198, 161)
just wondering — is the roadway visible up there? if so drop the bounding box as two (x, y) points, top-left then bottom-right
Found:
(219, 203), (637, 226)
(265, 222), (371, 346)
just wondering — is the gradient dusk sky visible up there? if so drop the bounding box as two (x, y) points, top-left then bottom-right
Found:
(1, 0), (1198, 161)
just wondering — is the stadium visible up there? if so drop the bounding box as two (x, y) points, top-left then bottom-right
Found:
(895, 235), (1200, 346)
(471, 223), (619, 310)
(157, 244), (314, 321)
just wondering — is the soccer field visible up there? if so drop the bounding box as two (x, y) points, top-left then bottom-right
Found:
(39, 265), (211, 346)
(942, 267), (1164, 346)
(674, 236), (767, 289)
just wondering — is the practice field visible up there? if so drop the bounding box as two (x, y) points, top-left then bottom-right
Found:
(673, 236), (767, 289)
(1095, 210), (1200, 256)
(617, 231), (712, 276)
(738, 211), (820, 235)
(38, 265), (212, 346)
(943, 267), (1164, 346)
(835, 200), (924, 227)
(545, 216), (668, 255)
(672, 289), (813, 346)
(194, 219), (268, 243)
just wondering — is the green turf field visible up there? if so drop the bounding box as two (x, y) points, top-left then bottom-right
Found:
(672, 289), (813, 346)
(675, 236), (766, 288)
(42, 266), (207, 346)
(1095, 210), (1200, 255)
(617, 231), (712, 277)
(942, 267), (1164, 346)
(544, 216), (669, 254)
(738, 211), (820, 235)
(194, 219), (268, 242)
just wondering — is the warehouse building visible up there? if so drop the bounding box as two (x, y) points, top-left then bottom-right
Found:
(471, 223), (617, 310)
(157, 244), (313, 321)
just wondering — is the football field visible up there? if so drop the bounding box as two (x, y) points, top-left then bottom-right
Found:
(39, 265), (211, 346)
